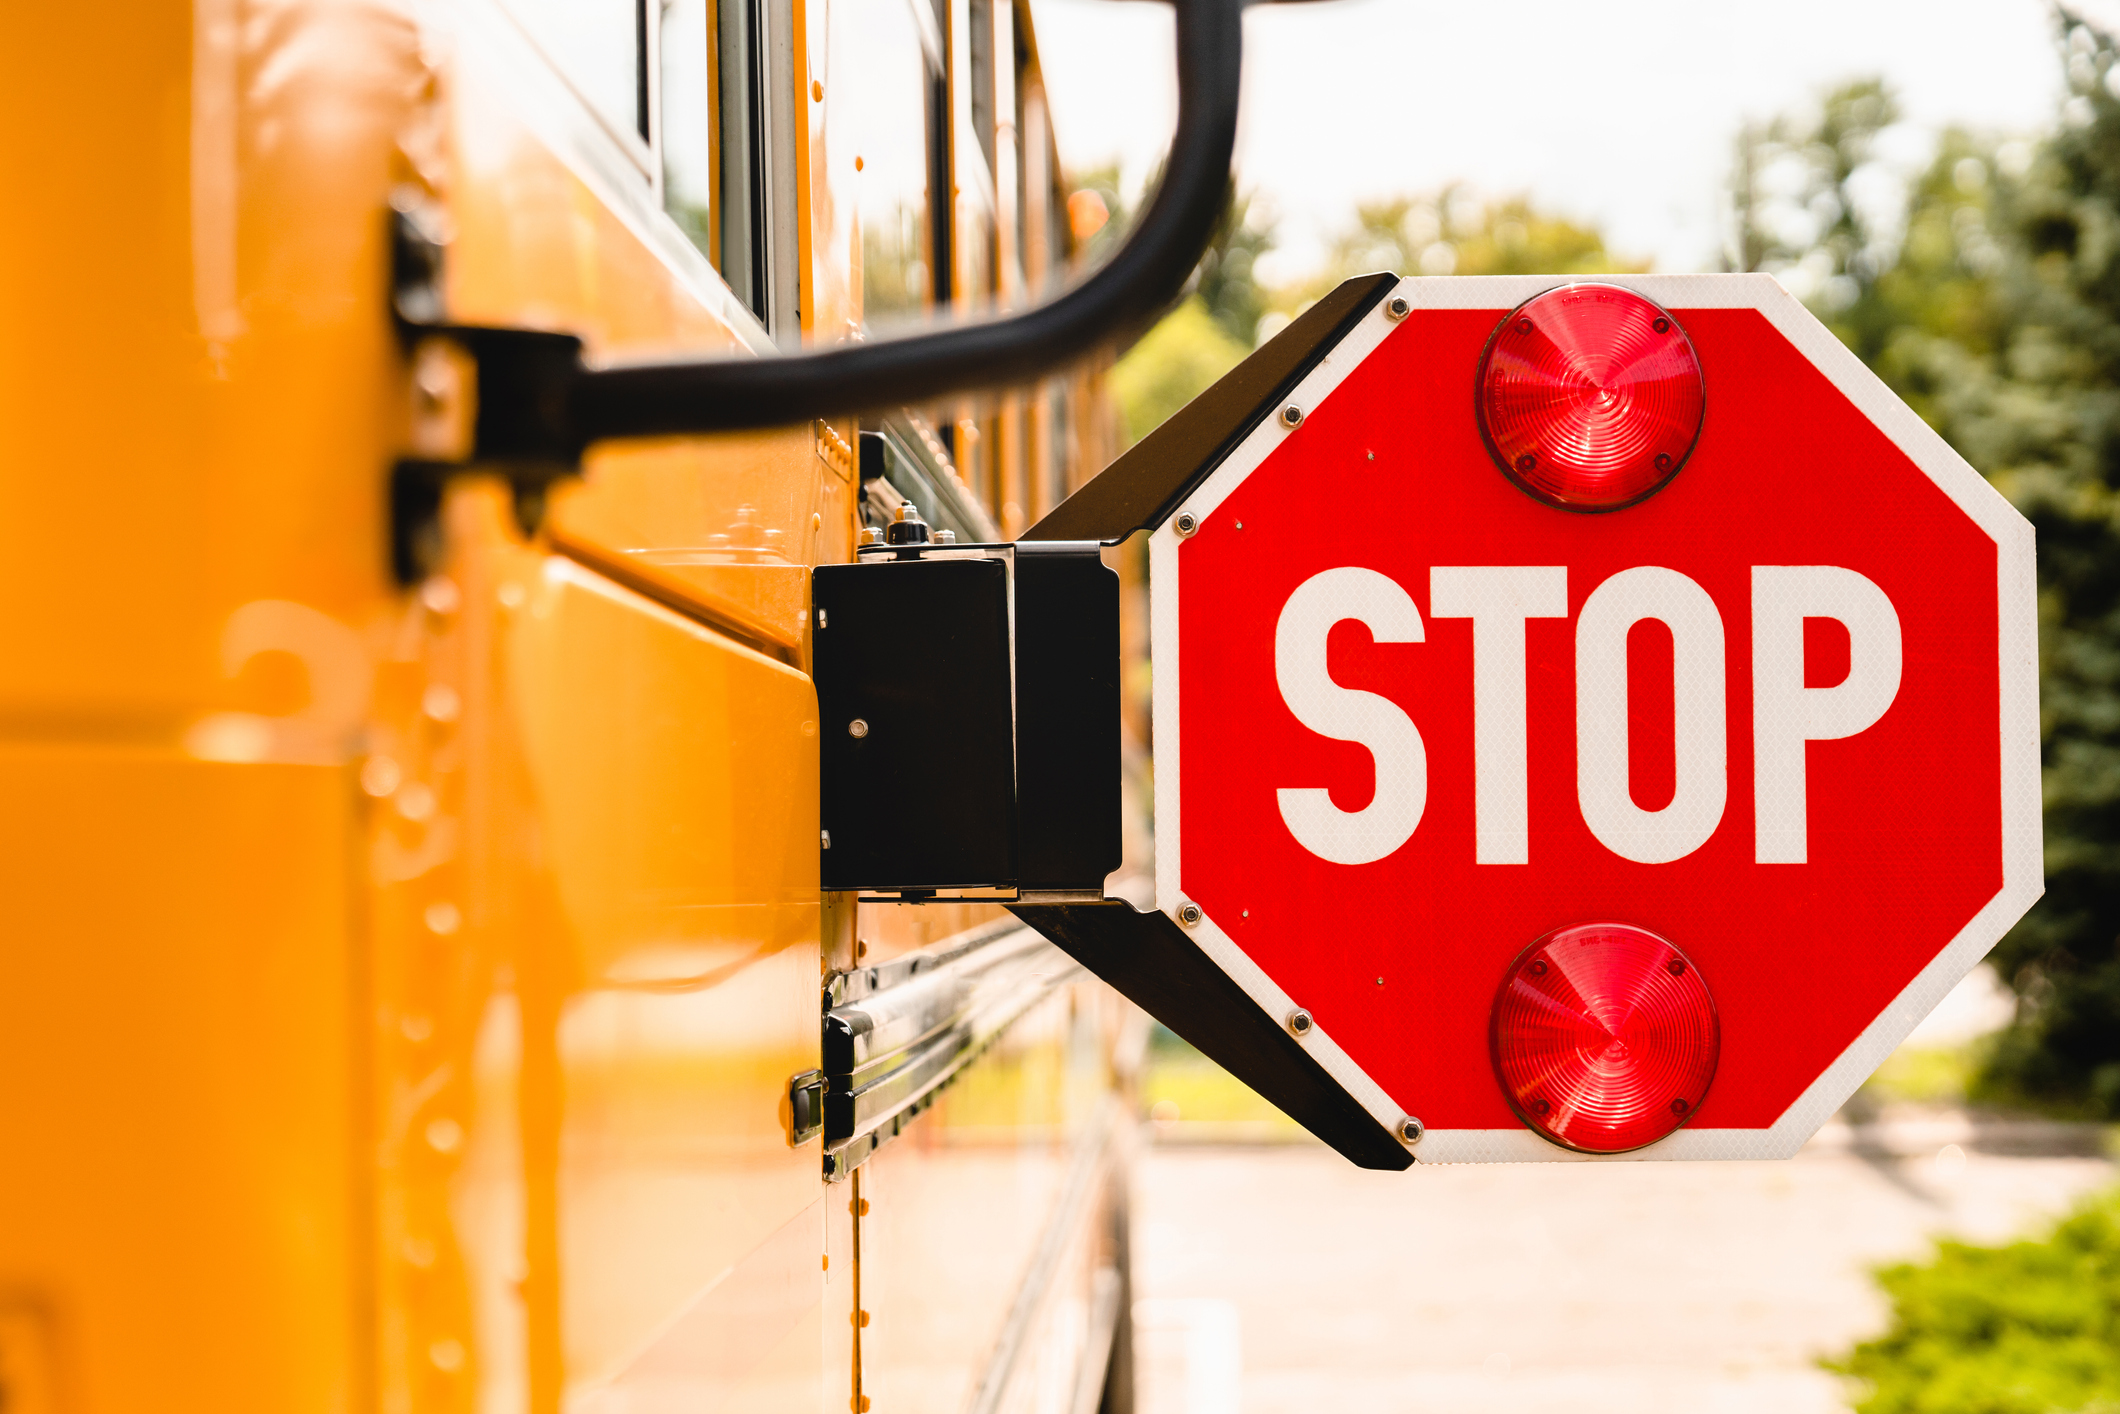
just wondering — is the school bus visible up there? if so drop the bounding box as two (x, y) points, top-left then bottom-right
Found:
(0, 0), (1251, 1405)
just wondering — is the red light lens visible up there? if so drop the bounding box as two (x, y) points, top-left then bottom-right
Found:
(1475, 285), (1705, 511)
(1490, 922), (1719, 1153)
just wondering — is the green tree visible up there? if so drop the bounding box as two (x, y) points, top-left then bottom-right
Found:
(1748, 23), (2120, 1117)
(1108, 297), (1250, 446)
(1938, 17), (2120, 1116)
(1271, 187), (1640, 324)
(1193, 184), (1274, 347)
(1335, 187), (1636, 281)
(1097, 173), (1274, 447)
(1729, 79), (1904, 352)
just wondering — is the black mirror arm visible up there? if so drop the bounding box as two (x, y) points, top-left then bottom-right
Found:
(408, 0), (1239, 459)
(389, 0), (1241, 581)
(574, 0), (1240, 442)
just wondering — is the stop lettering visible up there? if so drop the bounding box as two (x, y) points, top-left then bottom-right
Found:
(1274, 560), (1901, 870)
(1152, 275), (2041, 1163)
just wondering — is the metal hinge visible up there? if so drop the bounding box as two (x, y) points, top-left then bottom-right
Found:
(812, 531), (1120, 900)
(787, 1069), (826, 1146)
(819, 927), (1079, 1180)
(389, 193), (585, 585)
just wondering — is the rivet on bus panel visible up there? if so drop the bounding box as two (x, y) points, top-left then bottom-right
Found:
(420, 576), (460, 615)
(360, 756), (402, 798)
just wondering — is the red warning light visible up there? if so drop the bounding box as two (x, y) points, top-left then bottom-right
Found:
(1490, 922), (1719, 1153)
(1475, 284), (1705, 512)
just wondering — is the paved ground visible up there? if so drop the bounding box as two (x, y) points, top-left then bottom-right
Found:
(1131, 1119), (2114, 1414)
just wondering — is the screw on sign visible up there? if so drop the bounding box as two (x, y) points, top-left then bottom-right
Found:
(1154, 276), (2041, 1162)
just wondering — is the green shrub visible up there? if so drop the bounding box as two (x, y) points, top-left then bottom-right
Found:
(1830, 1189), (2120, 1413)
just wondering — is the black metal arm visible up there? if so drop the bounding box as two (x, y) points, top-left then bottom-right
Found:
(389, 0), (1242, 580)
(576, 0), (1241, 441)
(412, 0), (1242, 463)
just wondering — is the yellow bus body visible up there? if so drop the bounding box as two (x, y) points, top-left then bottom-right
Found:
(0, 1), (1130, 1409)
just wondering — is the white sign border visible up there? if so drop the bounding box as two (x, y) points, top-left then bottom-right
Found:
(1150, 273), (2043, 1165)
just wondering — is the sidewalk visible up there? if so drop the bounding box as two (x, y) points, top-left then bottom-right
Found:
(1131, 1112), (2114, 1414)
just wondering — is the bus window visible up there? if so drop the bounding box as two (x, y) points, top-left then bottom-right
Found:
(967, 0), (995, 180)
(945, 0), (996, 315)
(828, 0), (947, 329)
(716, 0), (799, 336)
(718, 0), (763, 308)
(659, 0), (714, 259)
(503, 0), (647, 151)
(956, 192), (995, 313)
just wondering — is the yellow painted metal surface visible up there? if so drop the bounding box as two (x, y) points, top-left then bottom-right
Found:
(442, 24), (854, 660)
(858, 981), (1125, 1412)
(517, 556), (821, 1397)
(0, 1), (413, 1407)
(0, 1302), (63, 1414)
(0, 0), (1118, 1407)
(0, 0), (410, 724)
(0, 750), (362, 1411)
(361, 487), (828, 1414)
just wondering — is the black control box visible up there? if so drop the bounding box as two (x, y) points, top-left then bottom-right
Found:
(812, 541), (1120, 897)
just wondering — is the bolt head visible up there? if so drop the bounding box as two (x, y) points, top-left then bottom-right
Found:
(1286, 1008), (1313, 1037)
(1398, 1116), (1425, 1145)
(1279, 403), (1303, 428)
(1174, 512), (1199, 538)
(1386, 295), (1411, 320)
(848, 718), (870, 739)
(1176, 902), (1203, 926)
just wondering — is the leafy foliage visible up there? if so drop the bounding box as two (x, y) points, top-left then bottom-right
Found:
(1946, 20), (2120, 1117)
(1289, 187), (1639, 309)
(1082, 165), (1275, 446)
(1729, 79), (1904, 328)
(1108, 297), (1250, 446)
(1829, 1189), (2120, 1414)
(1743, 20), (2120, 1117)
(1105, 186), (1631, 451)
(1193, 186), (1275, 347)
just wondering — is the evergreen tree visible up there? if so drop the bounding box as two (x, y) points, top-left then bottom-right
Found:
(1945, 15), (2120, 1115)
(1747, 20), (2120, 1114)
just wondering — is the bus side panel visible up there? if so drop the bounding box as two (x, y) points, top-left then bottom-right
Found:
(858, 978), (1126, 1412)
(505, 554), (823, 1407)
(0, 751), (361, 1413)
(444, 42), (852, 658)
(0, 3), (428, 1406)
(0, 0), (413, 720)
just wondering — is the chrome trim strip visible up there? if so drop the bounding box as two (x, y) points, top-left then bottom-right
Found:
(446, 0), (779, 355)
(964, 1095), (1123, 1414)
(821, 924), (1080, 1177)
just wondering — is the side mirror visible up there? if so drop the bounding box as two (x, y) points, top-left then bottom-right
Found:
(392, 0), (1244, 462)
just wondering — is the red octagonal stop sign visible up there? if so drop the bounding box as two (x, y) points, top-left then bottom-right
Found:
(1153, 274), (2041, 1163)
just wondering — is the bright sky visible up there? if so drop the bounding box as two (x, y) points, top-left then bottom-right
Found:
(1029, 0), (2069, 281)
